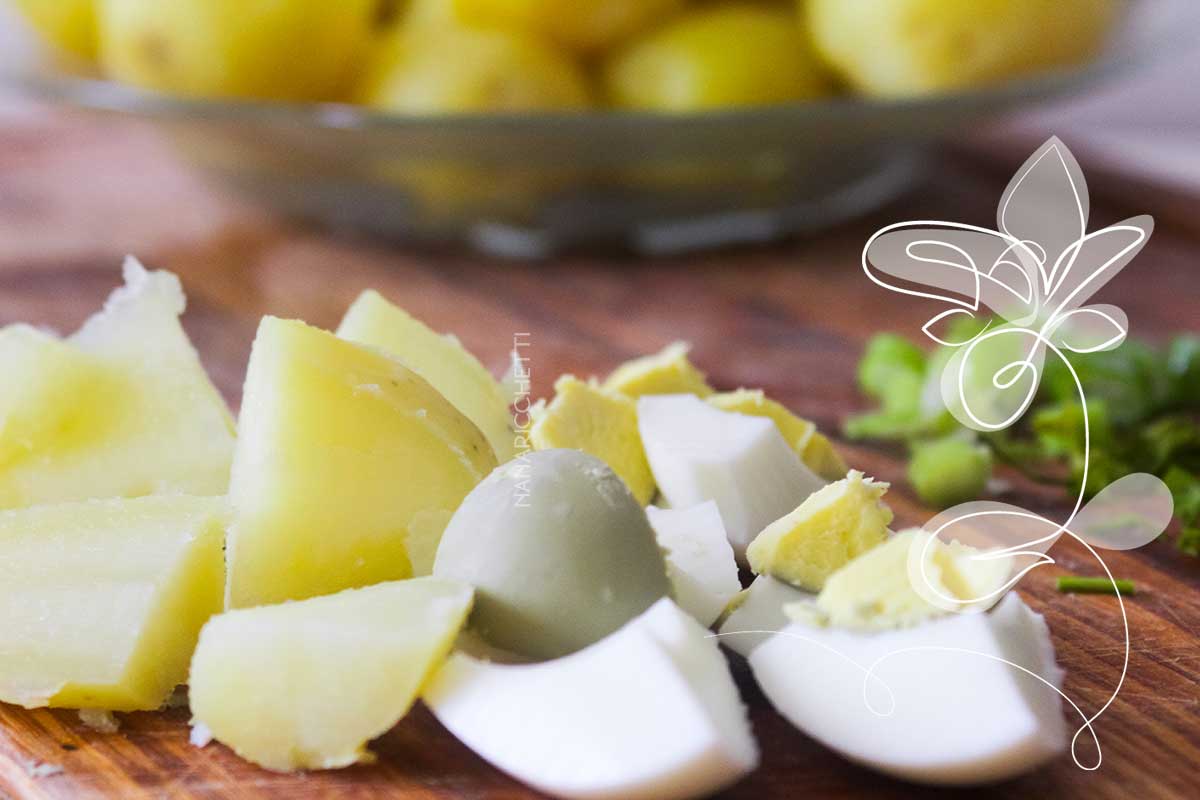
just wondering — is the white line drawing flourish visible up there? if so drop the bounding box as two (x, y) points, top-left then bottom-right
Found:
(858, 137), (1175, 770)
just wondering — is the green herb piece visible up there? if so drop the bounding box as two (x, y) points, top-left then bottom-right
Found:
(845, 334), (957, 442)
(1163, 466), (1200, 555)
(1164, 466), (1200, 520)
(1056, 576), (1137, 595)
(843, 410), (921, 441)
(1031, 400), (1113, 458)
(842, 394), (953, 443)
(1040, 340), (1175, 426)
(877, 369), (925, 416)
(1167, 335), (1200, 401)
(1141, 417), (1200, 474)
(1072, 449), (1136, 499)
(1178, 526), (1200, 557)
(846, 325), (1200, 556)
(907, 434), (992, 508)
(857, 334), (926, 399)
(935, 313), (991, 347)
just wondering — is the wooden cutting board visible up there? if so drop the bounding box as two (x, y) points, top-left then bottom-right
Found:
(0, 114), (1197, 799)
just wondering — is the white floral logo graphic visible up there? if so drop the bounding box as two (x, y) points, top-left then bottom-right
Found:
(862, 137), (1175, 770)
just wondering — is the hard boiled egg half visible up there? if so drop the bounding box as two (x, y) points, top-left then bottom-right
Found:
(424, 598), (758, 800)
(749, 592), (1068, 785)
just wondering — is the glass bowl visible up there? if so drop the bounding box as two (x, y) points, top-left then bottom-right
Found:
(1, 0), (1193, 257)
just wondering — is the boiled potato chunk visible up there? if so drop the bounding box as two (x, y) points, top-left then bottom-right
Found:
(456, 0), (683, 53)
(603, 342), (713, 398)
(403, 508), (455, 577)
(0, 259), (235, 509)
(746, 470), (891, 591)
(434, 449), (671, 660)
(12, 0), (97, 60)
(357, 26), (591, 113)
(0, 496), (225, 711)
(189, 578), (473, 771)
(807, 0), (1119, 97)
(709, 389), (848, 481)
(227, 316), (496, 608)
(0, 325), (109, 472)
(98, 0), (378, 101)
(605, 4), (833, 111)
(530, 375), (655, 505)
(338, 289), (515, 462)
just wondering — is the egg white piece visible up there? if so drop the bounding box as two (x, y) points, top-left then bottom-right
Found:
(717, 575), (813, 657)
(748, 593), (1067, 785)
(638, 395), (825, 558)
(646, 502), (741, 627)
(424, 598), (758, 800)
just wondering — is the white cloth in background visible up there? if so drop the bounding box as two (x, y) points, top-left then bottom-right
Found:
(997, 22), (1200, 195)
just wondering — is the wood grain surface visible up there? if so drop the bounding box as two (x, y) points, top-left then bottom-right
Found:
(0, 110), (1197, 799)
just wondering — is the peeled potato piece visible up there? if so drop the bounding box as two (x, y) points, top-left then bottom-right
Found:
(338, 289), (516, 462)
(226, 316), (496, 608)
(0, 259), (235, 510)
(189, 578), (474, 771)
(0, 325), (109, 473)
(0, 495), (225, 711)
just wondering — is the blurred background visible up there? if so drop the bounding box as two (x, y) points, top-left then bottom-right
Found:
(1, 0), (1195, 416)
(1, 0), (1196, 262)
(0, 10), (1198, 794)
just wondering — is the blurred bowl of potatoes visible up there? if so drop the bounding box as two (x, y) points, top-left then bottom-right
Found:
(0, 0), (1193, 256)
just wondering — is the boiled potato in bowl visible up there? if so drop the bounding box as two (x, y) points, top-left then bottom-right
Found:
(10, 0), (96, 60)
(97, 0), (379, 101)
(807, 0), (1121, 97)
(603, 3), (834, 112)
(8, 0), (1121, 110)
(357, 24), (592, 114)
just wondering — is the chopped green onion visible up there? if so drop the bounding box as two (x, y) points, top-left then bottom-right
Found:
(1056, 576), (1136, 596)
(907, 434), (992, 508)
(849, 326), (1200, 556)
(856, 334), (926, 400)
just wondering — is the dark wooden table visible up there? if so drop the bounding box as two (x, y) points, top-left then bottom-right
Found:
(0, 110), (1196, 799)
